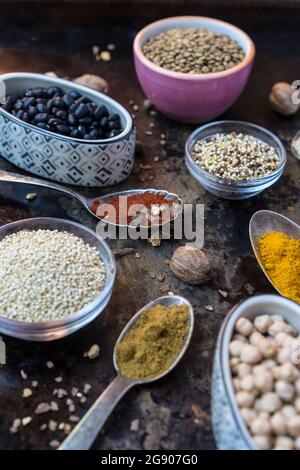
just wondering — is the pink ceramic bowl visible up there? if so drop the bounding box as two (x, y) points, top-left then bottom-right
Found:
(133, 16), (255, 123)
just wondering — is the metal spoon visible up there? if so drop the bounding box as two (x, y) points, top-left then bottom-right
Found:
(58, 295), (194, 450)
(0, 170), (183, 228)
(249, 209), (300, 296)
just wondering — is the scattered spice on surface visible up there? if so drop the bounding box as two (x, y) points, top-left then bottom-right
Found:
(0, 229), (106, 322)
(46, 361), (55, 369)
(25, 192), (37, 201)
(22, 416), (32, 427)
(142, 27), (245, 74)
(91, 192), (178, 226)
(115, 304), (190, 380)
(130, 419), (140, 432)
(49, 439), (60, 449)
(218, 289), (228, 298)
(192, 132), (280, 181)
(20, 369), (28, 380)
(84, 344), (100, 359)
(35, 402), (51, 415)
(170, 246), (212, 285)
(100, 50), (111, 62)
(205, 305), (214, 312)
(54, 376), (63, 383)
(259, 231), (300, 303)
(22, 388), (32, 398)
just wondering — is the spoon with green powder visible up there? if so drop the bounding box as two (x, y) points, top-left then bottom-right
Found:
(59, 295), (194, 450)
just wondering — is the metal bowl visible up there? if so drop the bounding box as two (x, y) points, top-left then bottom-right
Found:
(185, 120), (286, 200)
(0, 72), (135, 187)
(0, 217), (116, 341)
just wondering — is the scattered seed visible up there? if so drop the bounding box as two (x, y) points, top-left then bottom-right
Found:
(20, 369), (28, 380)
(25, 192), (37, 201)
(58, 422), (65, 430)
(164, 259), (170, 265)
(54, 376), (62, 383)
(148, 237), (161, 247)
(205, 305), (214, 311)
(92, 45), (100, 56)
(100, 51), (111, 62)
(80, 396), (87, 404)
(143, 99), (153, 112)
(31, 380), (38, 388)
(22, 416), (32, 426)
(107, 43), (116, 51)
(83, 383), (92, 395)
(132, 105), (139, 112)
(46, 361), (55, 369)
(68, 404), (76, 413)
(69, 415), (80, 423)
(160, 140), (166, 146)
(66, 398), (73, 406)
(129, 100), (135, 106)
(160, 285), (170, 294)
(35, 402), (51, 415)
(49, 439), (60, 449)
(56, 388), (68, 398)
(149, 109), (157, 116)
(23, 388), (32, 398)
(40, 423), (47, 431)
(139, 164), (152, 170)
(130, 419), (140, 432)
(149, 271), (156, 280)
(168, 291), (175, 296)
(64, 423), (72, 435)
(10, 418), (21, 434)
(218, 289), (228, 298)
(154, 156), (160, 162)
(149, 122), (155, 128)
(135, 252), (141, 259)
(71, 387), (79, 397)
(48, 420), (57, 432)
(157, 273), (165, 282)
(50, 401), (59, 411)
(84, 344), (100, 359)
(145, 130), (153, 136)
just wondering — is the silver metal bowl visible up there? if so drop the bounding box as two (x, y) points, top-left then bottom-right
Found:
(0, 72), (136, 187)
(0, 217), (116, 341)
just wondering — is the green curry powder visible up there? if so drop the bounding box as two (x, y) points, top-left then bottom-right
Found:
(115, 304), (190, 380)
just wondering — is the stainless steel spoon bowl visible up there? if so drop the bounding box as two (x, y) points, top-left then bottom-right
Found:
(0, 170), (183, 228)
(59, 295), (194, 450)
(249, 209), (300, 298)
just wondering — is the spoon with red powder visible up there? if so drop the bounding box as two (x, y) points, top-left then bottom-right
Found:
(0, 170), (183, 228)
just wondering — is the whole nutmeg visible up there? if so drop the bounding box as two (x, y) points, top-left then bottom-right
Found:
(269, 82), (299, 116)
(169, 246), (212, 285)
(73, 74), (109, 93)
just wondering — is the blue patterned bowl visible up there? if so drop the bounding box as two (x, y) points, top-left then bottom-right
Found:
(212, 294), (300, 450)
(0, 72), (135, 187)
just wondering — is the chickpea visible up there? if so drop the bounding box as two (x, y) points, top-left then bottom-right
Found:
(274, 435), (294, 450)
(275, 332), (294, 348)
(281, 405), (297, 418)
(263, 359), (277, 369)
(277, 348), (293, 364)
(269, 322), (289, 337)
(233, 377), (241, 391)
(258, 338), (276, 358)
(275, 380), (295, 402)
(273, 363), (299, 382)
(233, 334), (248, 344)
(253, 364), (268, 375)
(250, 417), (272, 435)
(235, 317), (253, 337)
(271, 412), (287, 435)
(237, 363), (252, 379)
(240, 374), (256, 393)
(286, 415), (300, 437)
(236, 391), (255, 408)
(272, 315), (284, 322)
(296, 378), (300, 396)
(254, 370), (273, 393)
(252, 434), (273, 450)
(294, 397), (300, 413)
(295, 436), (300, 450)
(230, 357), (240, 374)
(250, 331), (265, 346)
(240, 344), (262, 365)
(260, 392), (282, 413)
(254, 315), (273, 334)
(229, 340), (245, 357)
(240, 407), (257, 426)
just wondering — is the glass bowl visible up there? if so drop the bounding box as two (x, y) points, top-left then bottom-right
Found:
(0, 217), (116, 341)
(185, 120), (286, 200)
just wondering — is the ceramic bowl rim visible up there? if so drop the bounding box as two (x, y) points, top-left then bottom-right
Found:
(0, 217), (116, 330)
(133, 16), (256, 80)
(185, 120), (287, 188)
(0, 72), (134, 144)
(218, 294), (300, 450)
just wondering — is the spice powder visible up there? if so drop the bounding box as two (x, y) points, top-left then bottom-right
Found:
(115, 304), (190, 380)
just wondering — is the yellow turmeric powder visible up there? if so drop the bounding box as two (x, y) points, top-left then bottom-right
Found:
(259, 231), (300, 303)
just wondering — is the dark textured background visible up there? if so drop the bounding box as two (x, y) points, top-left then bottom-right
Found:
(0, 0), (299, 451)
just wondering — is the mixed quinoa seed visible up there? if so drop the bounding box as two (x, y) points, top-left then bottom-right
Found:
(142, 27), (245, 74)
(192, 132), (280, 181)
(0, 229), (106, 322)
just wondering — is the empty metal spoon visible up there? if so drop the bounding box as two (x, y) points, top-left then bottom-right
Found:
(249, 209), (300, 297)
(0, 170), (183, 228)
(58, 295), (194, 450)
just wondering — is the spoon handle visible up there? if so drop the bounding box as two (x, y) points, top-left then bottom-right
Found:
(0, 169), (85, 204)
(58, 375), (134, 450)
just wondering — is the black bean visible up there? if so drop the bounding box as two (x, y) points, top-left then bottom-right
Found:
(107, 120), (120, 131)
(28, 106), (37, 117)
(87, 102), (96, 113)
(78, 124), (87, 136)
(56, 124), (70, 135)
(48, 86), (63, 97)
(70, 128), (81, 138)
(22, 112), (29, 122)
(75, 103), (89, 118)
(33, 88), (48, 99)
(36, 103), (47, 114)
(90, 120), (99, 129)
(68, 90), (81, 100)
(53, 97), (65, 108)
(99, 116), (108, 128)
(69, 103), (78, 114)
(23, 97), (36, 108)
(16, 110), (24, 120)
(36, 98), (47, 104)
(34, 113), (48, 123)
(67, 114), (77, 126)
(63, 94), (74, 108)
(108, 113), (120, 122)
(94, 105), (108, 119)
(14, 100), (24, 111)
(108, 129), (121, 138)
(75, 96), (90, 105)
(36, 122), (51, 130)
(56, 110), (67, 120)
(89, 129), (99, 139)
(24, 89), (34, 97)
(79, 116), (92, 125)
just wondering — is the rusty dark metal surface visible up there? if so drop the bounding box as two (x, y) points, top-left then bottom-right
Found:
(0, 2), (299, 451)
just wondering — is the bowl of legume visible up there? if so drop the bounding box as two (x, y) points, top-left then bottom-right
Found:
(185, 120), (286, 199)
(0, 72), (135, 187)
(0, 217), (116, 341)
(212, 294), (300, 450)
(133, 16), (255, 123)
